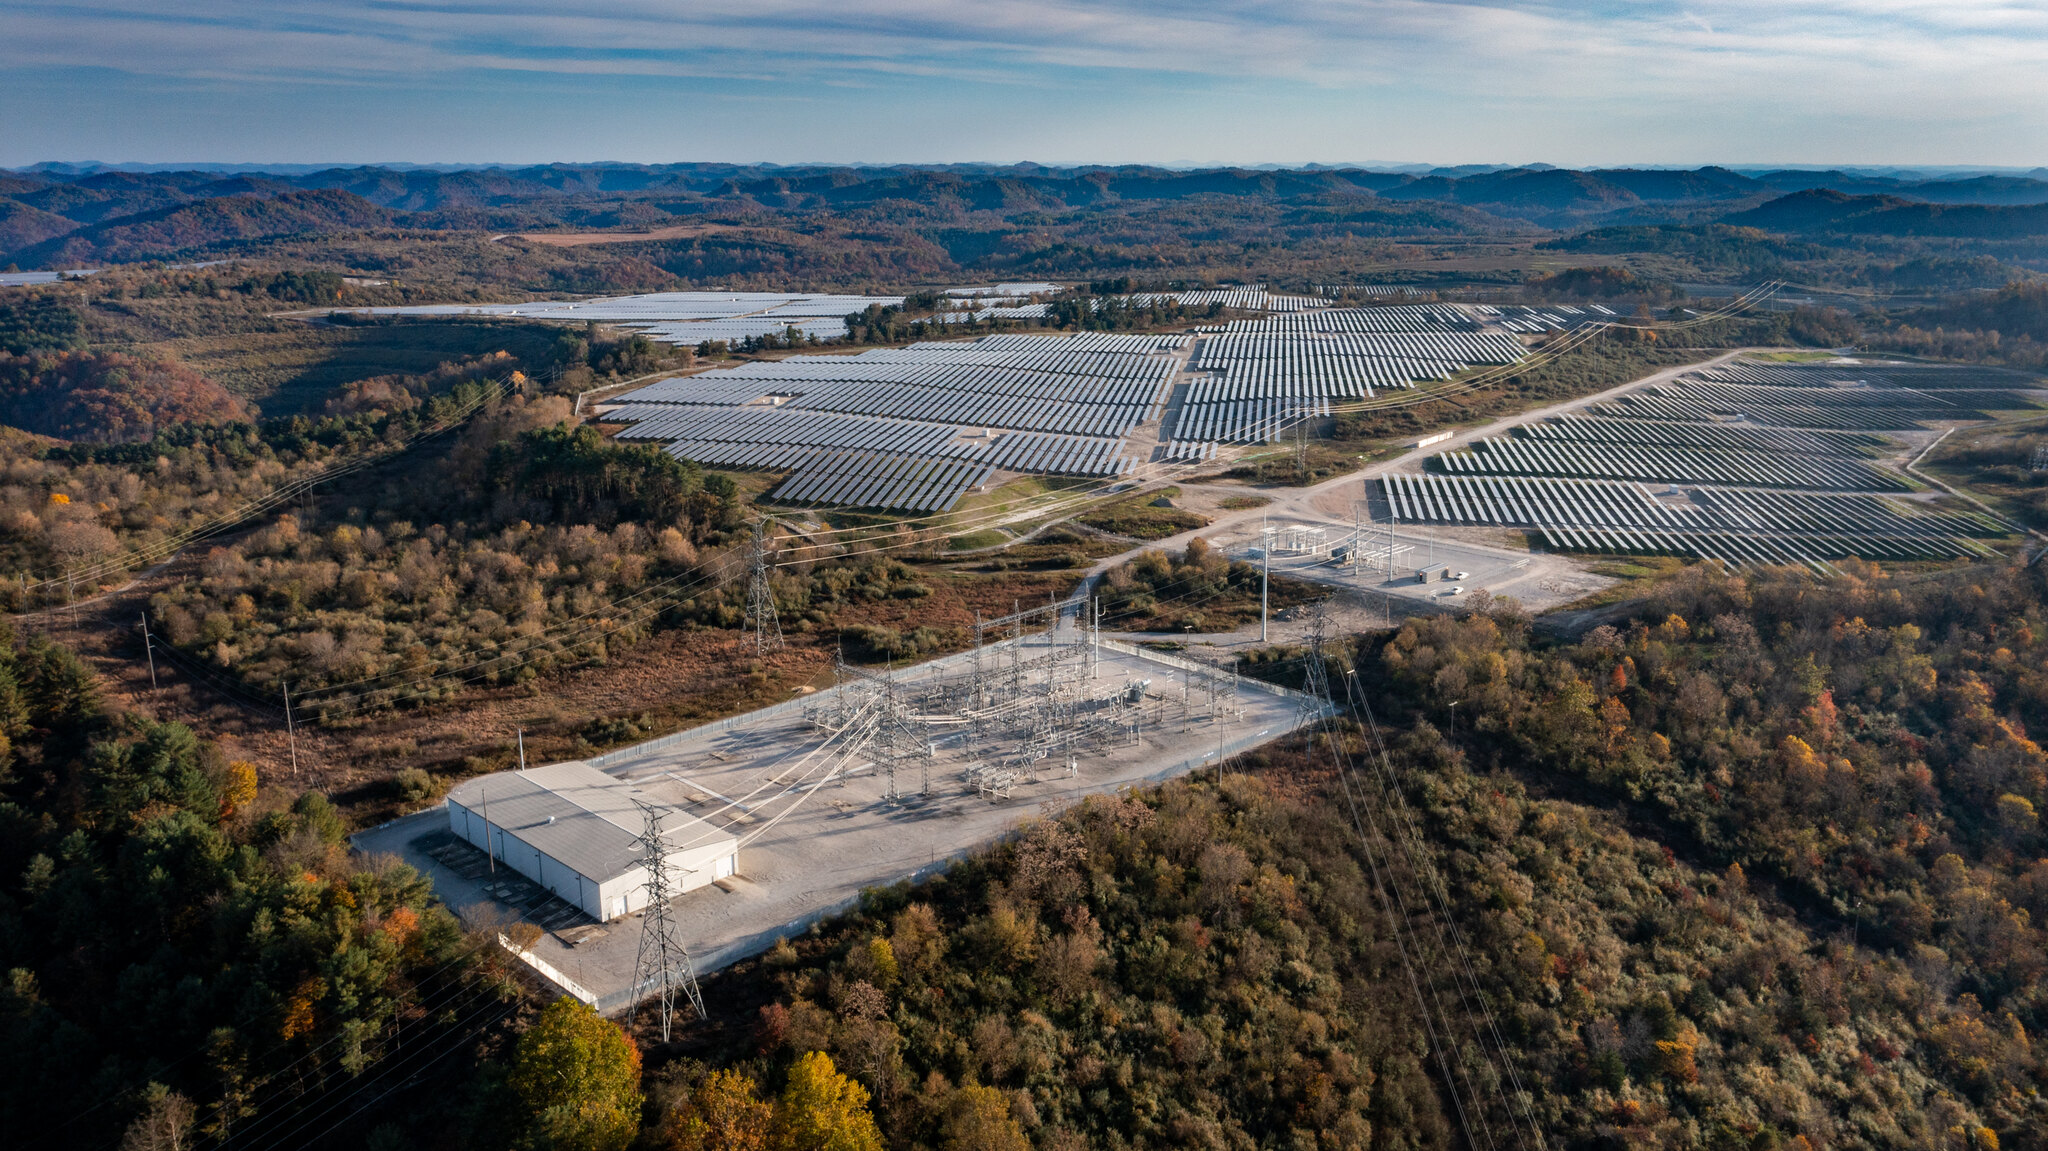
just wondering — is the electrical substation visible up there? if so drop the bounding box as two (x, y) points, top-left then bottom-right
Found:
(360, 600), (1318, 1023)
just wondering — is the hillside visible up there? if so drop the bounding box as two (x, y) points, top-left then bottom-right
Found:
(1727, 189), (2048, 239)
(13, 188), (407, 265)
(8, 163), (2048, 275)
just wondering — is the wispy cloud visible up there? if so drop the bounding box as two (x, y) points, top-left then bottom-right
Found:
(3, 0), (2045, 162)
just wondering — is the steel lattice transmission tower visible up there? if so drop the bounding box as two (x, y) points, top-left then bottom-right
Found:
(1298, 598), (1336, 728)
(743, 519), (784, 655)
(629, 801), (705, 1041)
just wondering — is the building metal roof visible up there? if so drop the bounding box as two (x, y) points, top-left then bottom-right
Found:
(445, 761), (733, 883)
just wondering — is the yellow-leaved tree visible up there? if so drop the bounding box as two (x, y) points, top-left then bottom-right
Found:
(773, 1051), (882, 1151)
(509, 997), (643, 1151)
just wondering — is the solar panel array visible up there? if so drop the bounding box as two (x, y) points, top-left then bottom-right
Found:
(1315, 285), (1423, 297)
(937, 303), (1050, 322)
(1474, 304), (1619, 333)
(1594, 382), (2043, 430)
(358, 291), (904, 343)
(604, 334), (1176, 512)
(1162, 305), (1529, 459)
(1383, 358), (2045, 569)
(1438, 432), (1911, 490)
(1125, 287), (1325, 312)
(770, 452), (995, 513)
(1381, 474), (2003, 566)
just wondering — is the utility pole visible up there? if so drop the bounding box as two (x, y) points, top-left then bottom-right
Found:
(139, 611), (158, 692)
(1351, 503), (1362, 583)
(630, 800), (706, 1040)
(742, 519), (784, 655)
(1260, 517), (1270, 644)
(480, 786), (494, 874)
(283, 682), (300, 778)
(517, 726), (527, 772)
(1091, 595), (1101, 679)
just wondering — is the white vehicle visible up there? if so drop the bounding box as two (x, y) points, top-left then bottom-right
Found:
(1439, 585), (1464, 596)
(1451, 571), (1470, 580)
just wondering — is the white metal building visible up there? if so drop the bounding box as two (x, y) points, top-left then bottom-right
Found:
(445, 762), (739, 921)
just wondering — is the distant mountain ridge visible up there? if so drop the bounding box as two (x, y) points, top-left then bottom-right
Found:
(6, 162), (2048, 266)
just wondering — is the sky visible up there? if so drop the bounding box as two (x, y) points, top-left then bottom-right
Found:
(5, 0), (2048, 168)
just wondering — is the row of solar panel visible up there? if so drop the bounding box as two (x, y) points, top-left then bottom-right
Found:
(1535, 527), (1992, 571)
(1593, 390), (2036, 431)
(1382, 473), (2000, 540)
(610, 398), (1132, 477)
(1516, 415), (1887, 457)
(712, 359), (1173, 393)
(609, 404), (967, 459)
(979, 431), (1132, 477)
(1690, 362), (2037, 390)
(769, 452), (994, 513)
(1170, 397), (1330, 444)
(1125, 289), (1324, 312)
(1183, 359), (1469, 398)
(1436, 437), (1911, 491)
(785, 384), (1152, 438)
(1223, 305), (1481, 334)
(1192, 330), (1526, 367)
(1671, 382), (2040, 410)
(1181, 365), (1450, 402)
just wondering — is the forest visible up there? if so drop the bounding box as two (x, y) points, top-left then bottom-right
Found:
(7, 157), (2048, 1150)
(72, 554), (2028, 1151)
(605, 558), (2048, 1151)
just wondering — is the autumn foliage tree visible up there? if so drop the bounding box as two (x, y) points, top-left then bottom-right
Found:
(509, 998), (644, 1151)
(661, 1052), (881, 1151)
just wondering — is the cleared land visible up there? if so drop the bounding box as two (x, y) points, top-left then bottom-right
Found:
(356, 630), (1312, 1008)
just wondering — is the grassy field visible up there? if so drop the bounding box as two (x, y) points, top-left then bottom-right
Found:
(1074, 485), (1210, 539)
(1921, 418), (2048, 530)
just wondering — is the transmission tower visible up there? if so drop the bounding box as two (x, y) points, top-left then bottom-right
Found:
(743, 519), (784, 655)
(629, 801), (705, 1041)
(1298, 599), (1335, 728)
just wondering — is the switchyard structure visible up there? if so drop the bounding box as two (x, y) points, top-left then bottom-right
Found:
(808, 599), (1250, 804)
(378, 620), (1318, 1016)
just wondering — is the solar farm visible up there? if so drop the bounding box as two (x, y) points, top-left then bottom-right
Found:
(1379, 358), (2045, 569)
(360, 290), (907, 343)
(1163, 305), (1527, 458)
(602, 303), (1545, 511)
(605, 332), (1183, 512)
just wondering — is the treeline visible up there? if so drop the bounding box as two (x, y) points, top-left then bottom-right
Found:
(0, 621), (484, 1149)
(0, 348), (250, 442)
(0, 377), (509, 590)
(1096, 538), (1315, 633)
(1866, 282), (2048, 369)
